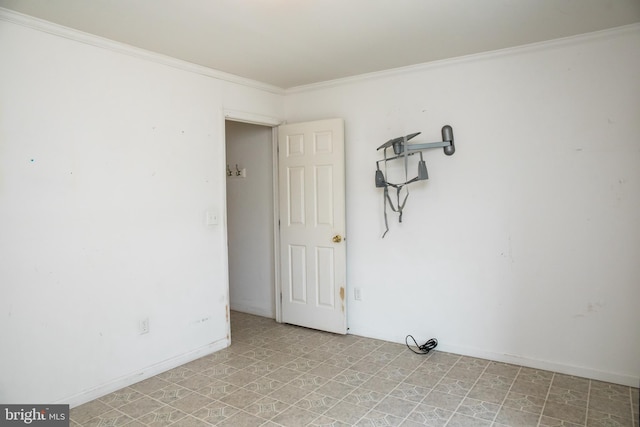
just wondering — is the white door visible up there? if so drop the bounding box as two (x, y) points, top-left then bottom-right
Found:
(278, 118), (346, 334)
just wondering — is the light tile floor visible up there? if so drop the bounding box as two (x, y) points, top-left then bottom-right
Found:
(71, 311), (639, 426)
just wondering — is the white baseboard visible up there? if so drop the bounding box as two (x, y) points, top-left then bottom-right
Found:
(436, 342), (639, 388)
(349, 327), (639, 388)
(230, 302), (274, 319)
(60, 338), (229, 408)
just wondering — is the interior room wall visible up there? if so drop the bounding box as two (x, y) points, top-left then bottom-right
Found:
(225, 121), (275, 318)
(283, 25), (640, 386)
(0, 17), (283, 405)
(2, 8), (637, 409)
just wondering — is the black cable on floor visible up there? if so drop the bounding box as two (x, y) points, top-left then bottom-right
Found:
(405, 335), (438, 354)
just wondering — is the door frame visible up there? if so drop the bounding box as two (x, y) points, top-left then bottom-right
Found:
(222, 109), (285, 323)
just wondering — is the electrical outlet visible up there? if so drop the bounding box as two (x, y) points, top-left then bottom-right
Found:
(139, 317), (150, 335)
(205, 211), (218, 226)
(354, 288), (362, 301)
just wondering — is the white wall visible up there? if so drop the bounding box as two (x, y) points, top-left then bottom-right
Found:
(284, 26), (640, 386)
(225, 121), (275, 318)
(0, 16), (283, 405)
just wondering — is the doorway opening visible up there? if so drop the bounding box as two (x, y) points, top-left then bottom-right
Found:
(224, 115), (347, 334)
(225, 120), (277, 319)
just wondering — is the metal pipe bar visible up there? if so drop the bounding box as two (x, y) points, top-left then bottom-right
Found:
(403, 141), (451, 151)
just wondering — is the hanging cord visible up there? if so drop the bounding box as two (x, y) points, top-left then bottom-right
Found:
(392, 134), (410, 224)
(381, 146), (391, 238)
(400, 134), (409, 222)
(382, 186), (390, 238)
(381, 137), (411, 237)
(381, 182), (409, 236)
(405, 335), (438, 355)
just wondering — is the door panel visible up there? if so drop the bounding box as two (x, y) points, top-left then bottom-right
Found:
(278, 118), (346, 334)
(289, 244), (306, 303)
(287, 167), (305, 225)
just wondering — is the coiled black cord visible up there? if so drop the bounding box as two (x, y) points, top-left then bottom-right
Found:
(405, 335), (438, 354)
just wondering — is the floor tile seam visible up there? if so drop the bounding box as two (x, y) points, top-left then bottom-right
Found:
(547, 393), (596, 415)
(389, 352), (461, 426)
(320, 365), (359, 388)
(260, 387), (307, 416)
(115, 389), (175, 414)
(470, 361), (506, 424)
(304, 371), (406, 423)
(258, 416), (285, 427)
(189, 384), (234, 404)
(536, 371), (559, 427)
(101, 392), (148, 412)
(111, 398), (173, 424)
(381, 345), (436, 387)
(311, 359), (350, 377)
(346, 344), (387, 359)
(70, 403), (113, 422)
(247, 399), (295, 423)
(142, 406), (192, 424)
(158, 372), (198, 385)
(546, 384), (591, 407)
(333, 346), (375, 361)
(260, 409), (309, 427)
(164, 394), (217, 416)
(348, 361), (388, 379)
(364, 370), (426, 425)
(255, 371), (321, 410)
(70, 405), (129, 425)
(330, 365), (375, 386)
(420, 356), (462, 408)
(209, 405), (278, 426)
(274, 362), (444, 422)
(629, 386), (637, 425)
(215, 393), (285, 418)
(376, 349), (414, 368)
(333, 349), (375, 363)
(291, 400), (340, 425)
(174, 374), (224, 392)
(302, 391), (343, 416)
(140, 393), (197, 411)
(281, 390), (326, 415)
(381, 348), (442, 417)
(291, 366), (339, 388)
(491, 365), (522, 427)
(543, 382), (603, 426)
(352, 406), (383, 427)
(234, 381), (290, 402)
(443, 359), (491, 426)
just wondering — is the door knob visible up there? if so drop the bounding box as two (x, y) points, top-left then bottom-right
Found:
(332, 235), (343, 243)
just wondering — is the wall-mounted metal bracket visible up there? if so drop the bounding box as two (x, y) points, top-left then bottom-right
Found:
(377, 125), (454, 157)
(375, 125), (455, 237)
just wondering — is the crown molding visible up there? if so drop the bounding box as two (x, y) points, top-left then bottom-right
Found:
(0, 7), (285, 95)
(285, 23), (640, 94)
(3, 6), (637, 96)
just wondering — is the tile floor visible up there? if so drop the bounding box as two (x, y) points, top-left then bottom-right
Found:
(71, 311), (639, 426)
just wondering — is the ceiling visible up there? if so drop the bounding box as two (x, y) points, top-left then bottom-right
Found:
(1, 0), (639, 89)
